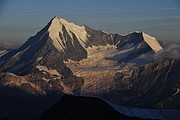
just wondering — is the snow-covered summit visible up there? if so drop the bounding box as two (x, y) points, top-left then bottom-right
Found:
(48, 16), (88, 51)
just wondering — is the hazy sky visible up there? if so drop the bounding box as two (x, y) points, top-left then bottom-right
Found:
(0, 0), (180, 47)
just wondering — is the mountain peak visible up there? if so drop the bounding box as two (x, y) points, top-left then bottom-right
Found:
(48, 16), (88, 52)
(49, 16), (83, 29)
(53, 16), (61, 19)
(51, 16), (68, 25)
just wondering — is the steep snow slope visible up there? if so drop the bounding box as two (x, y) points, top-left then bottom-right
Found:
(143, 32), (163, 52)
(48, 16), (88, 51)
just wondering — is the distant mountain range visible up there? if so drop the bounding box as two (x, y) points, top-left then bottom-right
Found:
(0, 16), (179, 120)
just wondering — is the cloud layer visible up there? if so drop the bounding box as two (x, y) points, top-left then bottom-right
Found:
(156, 43), (180, 59)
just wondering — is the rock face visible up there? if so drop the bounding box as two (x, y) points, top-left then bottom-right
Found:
(132, 59), (180, 108)
(39, 95), (153, 120)
(102, 59), (180, 109)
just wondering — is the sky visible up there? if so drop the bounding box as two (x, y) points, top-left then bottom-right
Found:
(0, 0), (180, 47)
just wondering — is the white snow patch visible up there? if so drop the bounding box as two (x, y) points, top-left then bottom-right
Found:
(143, 32), (163, 52)
(172, 88), (179, 96)
(135, 31), (141, 33)
(12, 51), (22, 58)
(42, 77), (50, 82)
(85, 44), (120, 62)
(137, 43), (143, 49)
(123, 31), (141, 36)
(12, 47), (30, 58)
(0, 50), (10, 57)
(36, 57), (43, 62)
(102, 31), (109, 34)
(86, 44), (117, 54)
(36, 65), (61, 77)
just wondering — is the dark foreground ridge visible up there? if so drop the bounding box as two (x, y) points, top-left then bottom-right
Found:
(39, 95), (157, 120)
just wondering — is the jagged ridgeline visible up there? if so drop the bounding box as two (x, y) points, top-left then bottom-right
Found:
(0, 16), (163, 76)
